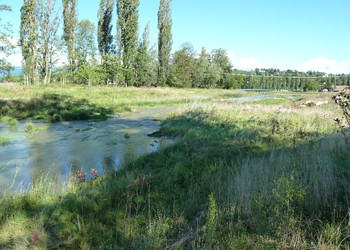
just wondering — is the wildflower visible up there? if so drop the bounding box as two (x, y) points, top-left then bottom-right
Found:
(77, 170), (87, 183)
(90, 168), (99, 180)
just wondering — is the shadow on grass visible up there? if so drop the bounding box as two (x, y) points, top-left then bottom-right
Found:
(0, 93), (113, 122)
(0, 107), (349, 248)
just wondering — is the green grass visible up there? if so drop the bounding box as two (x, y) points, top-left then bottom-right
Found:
(0, 135), (11, 146)
(0, 88), (349, 248)
(0, 85), (249, 122)
(0, 93), (113, 122)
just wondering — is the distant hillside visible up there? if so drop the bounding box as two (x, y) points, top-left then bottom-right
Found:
(0, 67), (22, 77)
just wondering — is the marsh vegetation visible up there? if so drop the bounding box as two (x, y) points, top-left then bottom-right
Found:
(0, 85), (349, 249)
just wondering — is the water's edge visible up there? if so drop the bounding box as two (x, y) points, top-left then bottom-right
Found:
(0, 106), (178, 194)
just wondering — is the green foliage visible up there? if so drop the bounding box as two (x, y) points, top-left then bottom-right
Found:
(222, 74), (244, 89)
(7, 117), (18, 127)
(62, 0), (78, 72)
(333, 90), (350, 142)
(0, 60), (14, 78)
(272, 173), (306, 215)
(170, 43), (196, 88)
(72, 64), (101, 85)
(207, 193), (218, 230)
(206, 193), (218, 246)
(166, 46), (239, 89)
(157, 0), (172, 86)
(135, 23), (154, 87)
(211, 49), (233, 74)
(323, 81), (333, 91)
(20, 0), (39, 84)
(117, 0), (140, 87)
(24, 121), (34, 132)
(76, 20), (97, 68)
(0, 135), (10, 146)
(37, 0), (61, 84)
(99, 54), (124, 85)
(97, 0), (114, 56)
(0, 93), (112, 122)
(303, 79), (321, 91)
(192, 47), (209, 88)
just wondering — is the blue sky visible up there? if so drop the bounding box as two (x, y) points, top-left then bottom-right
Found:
(2, 0), (350, 73)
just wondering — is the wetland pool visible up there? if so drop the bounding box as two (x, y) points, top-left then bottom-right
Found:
(0, 106), (177, 194)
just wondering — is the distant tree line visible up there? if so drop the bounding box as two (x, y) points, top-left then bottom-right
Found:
(227, 68), (350, 91)
(1, 0), (349, 90)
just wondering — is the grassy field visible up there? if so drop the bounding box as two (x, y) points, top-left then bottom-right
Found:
(0, 84), (249, 122)
(1, 86), (349, 248)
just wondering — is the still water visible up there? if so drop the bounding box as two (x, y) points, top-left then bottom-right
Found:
(0, 106), (176, 193)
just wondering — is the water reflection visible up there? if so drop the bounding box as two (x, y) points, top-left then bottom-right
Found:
(0, 106), (176, 194)
(102, 156), (117, 173)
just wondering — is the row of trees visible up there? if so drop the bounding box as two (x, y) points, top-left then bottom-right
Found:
(222, 75), (328, 91)
(17, 0), (173, 87)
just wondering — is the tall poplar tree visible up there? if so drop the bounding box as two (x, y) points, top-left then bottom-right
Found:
(76, 20), (97, 67)
(20, 0), (39, 85)
(37, 0), (60, 84)
(62, 0), (77, 72)
(194, 47), (209, 88)
(116, 0), (139, 87)
(135, 22), (152, 86)
(157, 0), (172, 86)
(98, 0), (114, 56)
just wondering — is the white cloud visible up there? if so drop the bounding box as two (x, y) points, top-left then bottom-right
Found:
(238, 57), (266, 70)
(226, 51), (266, 70)
(1, 53), (22, 67)
(0, 36), (69, 68)
(297, 57), (349, 74)
(55, 52), (68, 67)
(226, 50), (238, 67)
(0, 37), (21, 67)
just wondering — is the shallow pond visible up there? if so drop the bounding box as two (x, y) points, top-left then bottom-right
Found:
(0, 106), (177, 194)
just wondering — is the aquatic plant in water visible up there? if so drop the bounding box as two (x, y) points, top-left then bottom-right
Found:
(8, 118), (18, 128)
(25, 121), (34, 133)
